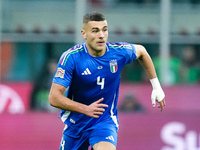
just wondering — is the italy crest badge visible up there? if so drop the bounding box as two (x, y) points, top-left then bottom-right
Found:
(109, 60), (118, 73)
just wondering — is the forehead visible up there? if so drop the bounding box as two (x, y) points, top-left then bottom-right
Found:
(85, 20), (108, 29)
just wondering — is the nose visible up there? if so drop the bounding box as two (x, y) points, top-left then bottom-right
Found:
(99, 31), (105, 38)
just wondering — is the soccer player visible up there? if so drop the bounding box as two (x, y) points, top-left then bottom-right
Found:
(49, 12), (165, 150)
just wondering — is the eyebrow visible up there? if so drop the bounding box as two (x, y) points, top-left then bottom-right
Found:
(91, 27), (99, 30)
(91, 26), (108, 30)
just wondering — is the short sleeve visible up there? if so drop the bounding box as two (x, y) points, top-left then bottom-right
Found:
(53, 51), (75, 88)
(120, 42), (137, 64)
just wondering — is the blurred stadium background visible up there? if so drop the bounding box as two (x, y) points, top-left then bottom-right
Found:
(0, 0), (200, 150)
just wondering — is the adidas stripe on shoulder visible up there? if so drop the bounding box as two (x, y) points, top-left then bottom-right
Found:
(59, 45), (84, 66)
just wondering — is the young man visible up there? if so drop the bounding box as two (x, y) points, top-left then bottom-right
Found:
(49, 12), (165, 150)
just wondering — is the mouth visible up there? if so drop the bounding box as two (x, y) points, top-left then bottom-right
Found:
(97, 41), (105, 46)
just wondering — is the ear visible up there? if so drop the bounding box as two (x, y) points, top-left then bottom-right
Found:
(81, 29), (86, 39)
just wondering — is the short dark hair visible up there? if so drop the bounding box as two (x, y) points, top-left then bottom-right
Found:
(83, 12), (106, 24)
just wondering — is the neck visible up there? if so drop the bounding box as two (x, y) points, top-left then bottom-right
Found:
(86, 43), (106, 57)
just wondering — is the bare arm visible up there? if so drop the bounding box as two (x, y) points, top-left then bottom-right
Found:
(134, 44), (157, 79)
(134, 44), (166, 111)
(49, 83), (108, 118)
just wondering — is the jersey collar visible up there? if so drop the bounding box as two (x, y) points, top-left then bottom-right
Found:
(83, 43), (109, 54)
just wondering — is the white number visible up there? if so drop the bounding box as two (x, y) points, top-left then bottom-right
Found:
(97, 76), (105, 90)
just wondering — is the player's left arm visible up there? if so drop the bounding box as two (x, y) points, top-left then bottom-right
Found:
(133, 44), (166, 112)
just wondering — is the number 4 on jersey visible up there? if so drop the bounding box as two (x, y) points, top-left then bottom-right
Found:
(97, 76), (105, 90)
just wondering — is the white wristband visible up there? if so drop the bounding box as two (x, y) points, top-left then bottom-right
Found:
(150, 77), (161, 89)
(150, 77), (165, 104)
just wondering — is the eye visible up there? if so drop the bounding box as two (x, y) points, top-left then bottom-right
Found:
(92, 30), (98, 33)
(103, 28), (108, 32)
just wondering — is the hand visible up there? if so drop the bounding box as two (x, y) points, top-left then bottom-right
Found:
(151, 88), (166, 112)
(157, 98), (166, 112)
(85, 98), (108, 118)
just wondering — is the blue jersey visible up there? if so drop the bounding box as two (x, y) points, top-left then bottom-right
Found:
(53, 42), (137, 137)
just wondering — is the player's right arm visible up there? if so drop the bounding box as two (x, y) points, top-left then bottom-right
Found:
(49, 83), (108, 118)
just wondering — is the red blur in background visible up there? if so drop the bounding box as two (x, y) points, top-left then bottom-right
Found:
(0, 82), (200, 150)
